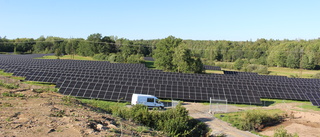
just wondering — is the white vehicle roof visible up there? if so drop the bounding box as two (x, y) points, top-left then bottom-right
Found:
(133, 93), (157, 98)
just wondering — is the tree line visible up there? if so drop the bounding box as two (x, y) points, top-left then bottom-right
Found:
(1, 34), (320, 71)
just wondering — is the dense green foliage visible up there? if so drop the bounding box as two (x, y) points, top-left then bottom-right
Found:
(2, 35), (320, 70)
(80, 99), (209, 137)
(215, 109), (284, 131)
(114, 104), (209, 137)
(153, 36), (204, 73)
(274, 127), (299, 137)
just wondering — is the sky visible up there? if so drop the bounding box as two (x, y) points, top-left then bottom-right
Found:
(0, 0), (319, 41)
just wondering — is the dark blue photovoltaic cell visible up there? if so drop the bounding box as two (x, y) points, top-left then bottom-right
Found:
(305, 92), (320, 106)
(1, 54), (320, 105)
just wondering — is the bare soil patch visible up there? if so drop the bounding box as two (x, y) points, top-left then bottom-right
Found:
(0, 85), (164, 137)
(184, 101), (320, 137)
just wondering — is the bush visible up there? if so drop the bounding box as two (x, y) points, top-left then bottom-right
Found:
(244, 64), (269, 74)
(0, 81), (19, 89)
(2, 92), (24, 97)
(127, 54), (143, 64)
(234, 59), (244, 70)
(88, 102), (209, 137)
(313, 73), (320, 79)
(274, 126), (299, 137)
(115, 53), (125, 63)
(215, 62), (234, 69)
(93, 53), (108, 61)
(217, 109), (284, 131)
(79, 98), (209, 136)
(107, 53), (117, 63)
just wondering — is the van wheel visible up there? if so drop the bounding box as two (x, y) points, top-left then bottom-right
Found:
(159, 106), (164, 110)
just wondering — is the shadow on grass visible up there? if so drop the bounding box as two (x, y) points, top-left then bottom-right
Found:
(22, 81), (55, 86)
(144, 61), (156, 69)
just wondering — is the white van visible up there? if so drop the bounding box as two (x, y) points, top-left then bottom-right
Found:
(131, 94), (164, 109)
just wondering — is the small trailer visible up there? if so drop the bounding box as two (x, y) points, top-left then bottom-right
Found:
(131, 94), (164, 109)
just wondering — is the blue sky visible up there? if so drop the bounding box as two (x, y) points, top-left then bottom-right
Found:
(1, 0), (319, 41)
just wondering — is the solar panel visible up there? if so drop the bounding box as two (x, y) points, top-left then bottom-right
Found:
(305, 92), (320, 106)
(1, 54), (320, 106)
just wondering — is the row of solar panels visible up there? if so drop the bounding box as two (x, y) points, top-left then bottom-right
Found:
(0, 54), (319, 106)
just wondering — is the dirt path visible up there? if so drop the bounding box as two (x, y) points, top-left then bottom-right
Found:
(259, 103), (320, 137)
(183, 102), (259, 137)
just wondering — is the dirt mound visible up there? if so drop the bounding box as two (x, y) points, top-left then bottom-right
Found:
(0, 86), (164, 137)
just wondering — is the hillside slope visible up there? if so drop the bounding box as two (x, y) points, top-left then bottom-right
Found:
(0, 86), (165, 137)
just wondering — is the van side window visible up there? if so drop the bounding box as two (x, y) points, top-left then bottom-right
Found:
(147, 98), (154, 102)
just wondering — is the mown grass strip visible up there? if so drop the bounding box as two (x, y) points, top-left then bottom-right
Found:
(35, 55), (95, 60)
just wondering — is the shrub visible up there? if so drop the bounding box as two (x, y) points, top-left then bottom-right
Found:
(313, 73), (320, 79)
(217, 109), (284, 131)
(107, 53), (117, 63)
(93, 53), (108, 61)
(127, 54), (143, 64)
(244, 64), (269, 74)
(115, 103), (208, 136)
(2, 92), (24, 97)
(0, 81), (19, 89)
(215, 62), (234, 69)
(234, 59), (244, 70)
(80, 99), (209, 137)
(274, 126), (299, 137)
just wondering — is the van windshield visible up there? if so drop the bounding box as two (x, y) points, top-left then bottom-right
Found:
(156, 99), (161, 103)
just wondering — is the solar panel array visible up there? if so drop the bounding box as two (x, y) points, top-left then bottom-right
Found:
(305, 92), (320, 106)
(223, 71), (258, 75)
(144, 57), (154, 61)
(204, 65), (222, 71)
(1, 54), (320, 106)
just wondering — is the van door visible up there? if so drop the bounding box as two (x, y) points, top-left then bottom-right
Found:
(146, 97), (155, 107)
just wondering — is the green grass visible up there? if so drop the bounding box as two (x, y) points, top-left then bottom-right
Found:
(203, 98), (310, 108)
(214, 109), (285, 131)
(0, 70), (13, 76)
(268, 67), (320, 78)
(22, 81), (55, 86)
(2, 92), (25, 97)
(213, 62), (320, 78)
(205, 70), (224, 74)
(297, 103), (320, 111)
(0, 70), (26, 80)
(0, 81), (19, 89)
(78, 98), (129, 112)
(35, 55), (95, 60)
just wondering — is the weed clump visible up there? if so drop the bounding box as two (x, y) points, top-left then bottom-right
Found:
(216, 109), (284, 131)
(2, 92), (25, 97)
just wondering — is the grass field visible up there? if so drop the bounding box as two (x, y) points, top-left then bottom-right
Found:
(214, 61), (320, 78)
(268, 67), (320, 78)
(0, 70), (13, 76)
(22, 81), (56, 86)
(205, 70), (224, 74)
(35, 55), (95, 60)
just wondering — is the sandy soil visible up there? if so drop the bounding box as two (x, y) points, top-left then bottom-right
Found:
(184, 101), (320, 137)
(183, 102), (259, 137)
(260, 103), (320, 137)
(0, 86), (164, 137)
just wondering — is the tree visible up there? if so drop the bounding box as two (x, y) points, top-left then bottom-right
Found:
(172, 44), (191, 73)
(55, 48), (62, 59)
(154, 36), (204, 73)
(153, 36), (182, 71)
(234, 59), (244, 70)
